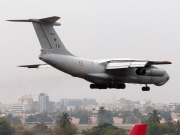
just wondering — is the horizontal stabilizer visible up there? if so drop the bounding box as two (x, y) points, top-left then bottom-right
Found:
(18, 64), (52, 68)
(7, 16), (61, 26)
(40, 16), (60, 23)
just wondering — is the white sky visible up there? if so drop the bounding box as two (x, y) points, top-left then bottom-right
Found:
(0, 0), (179, 104)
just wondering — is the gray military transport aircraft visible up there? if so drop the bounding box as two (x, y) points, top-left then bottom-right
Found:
(8, 16), (171, 91)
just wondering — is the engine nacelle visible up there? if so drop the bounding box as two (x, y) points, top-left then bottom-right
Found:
(136, 68), (165, 77)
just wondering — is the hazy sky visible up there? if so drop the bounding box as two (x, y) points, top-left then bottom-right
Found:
(0, 0), (179, 104)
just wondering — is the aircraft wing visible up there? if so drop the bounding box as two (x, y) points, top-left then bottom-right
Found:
(105, 60), (171, 69)
(18, 64), (52, 68)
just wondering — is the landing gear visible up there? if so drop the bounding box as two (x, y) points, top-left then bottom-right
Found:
(90, 83), (126, 89)
(142, 85), (150, 91)
(90, 84), (107, 89)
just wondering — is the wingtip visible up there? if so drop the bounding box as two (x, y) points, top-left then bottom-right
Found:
(164, 61), (172, 64)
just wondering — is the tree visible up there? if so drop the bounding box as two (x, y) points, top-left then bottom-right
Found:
(101, 111), (113, 124)
(21, 129), (35, 135)
(98, 106), (106, 123)
(26, 113), (53, 123)
(160, 111), (172, 121)
(57, 112), (72, 134)
(6, 114), (22, 125)
(52, 124), (77, 135)
(82, 123), (125, 135)
(0, 118), (15, 135)
(119, 111), (132, 123)
(148, 110), (161, 124)
(70, 110), (89, 124)
(126, 116), (139, 124)
(174, 120), (180, 135)
(132, 109), (141, 117)
(33, 122), (48, 132)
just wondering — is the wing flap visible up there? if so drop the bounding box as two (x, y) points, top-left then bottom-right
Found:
(106, 61), (148, 69)
(106, 59), (171, 70)
(130, 61), (147, 67)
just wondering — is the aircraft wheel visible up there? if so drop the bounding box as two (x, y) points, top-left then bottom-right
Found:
(90, 84), (95, 89)
(120, 84), (126, 89)
(142, 86), (150, 91)
(146, 86), (150, 91)
(142, 87), (145, 91)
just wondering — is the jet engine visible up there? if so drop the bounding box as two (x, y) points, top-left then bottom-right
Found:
(136, 68), (165, 77)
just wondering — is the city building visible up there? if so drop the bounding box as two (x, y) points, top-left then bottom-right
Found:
(11, 95), (33, 113)
(38, 93), (49, 113)
(49, 101), (55, 113)
(71, 117), (80, 124)
(83, 98), (97, 106)
(113, 117), (123, 124)
(168, 103), (177, 111)
(12, 104), (30, 113)
(60, 98), (97, 107)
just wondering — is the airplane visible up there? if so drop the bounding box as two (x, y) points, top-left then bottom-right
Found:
(128, 124), (147, 135)
(7, 16), (171, 91)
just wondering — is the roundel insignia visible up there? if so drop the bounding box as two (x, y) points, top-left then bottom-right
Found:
(56, 44), (60, 48)
(79, 61), (83, 66)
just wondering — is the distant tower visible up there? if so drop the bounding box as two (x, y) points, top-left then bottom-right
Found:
(38, 93), (49, 113)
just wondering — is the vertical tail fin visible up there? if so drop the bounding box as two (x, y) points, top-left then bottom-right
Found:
(128, 124), (147, 135)
(7, 16), (74, 56)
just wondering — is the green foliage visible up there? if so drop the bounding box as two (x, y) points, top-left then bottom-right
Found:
(160, 111), (172, 121)
(0, 118), (15, 135)
(70, 110), (89, 124)
(33, 123), (48, 132)
(147, 123), (171, 135)
(21, 129), (35, 135)
(126, 116), (139, 124)
(98, 111), (113, 124)
(26, 113), (53, 123)
(148, 110), (161, 124)
(52, 124), (77, 135)
(12, 123), (24, 130)
(82, 123), (125, 135)
(57, 112), (72, 128)
(57, 112), (73, 134)
(173, 120), (180, 135)
(98, 106), (106, 124)
(5, 114), (22, 125)
(119, 111), (132, 123)
(132, 108), (141, 117)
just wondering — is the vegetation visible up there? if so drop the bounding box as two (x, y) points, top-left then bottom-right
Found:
(56, 112), (75, 135)
(5, 114), (22, 125)
(26, 112), (53, 123)
(2, 109), (180, 134)
(82, 123), (126, 135)
(160, 111), (172, 121)
(33, 122), (48, 132)
(0, 118), (15, 135)
(21, 129), (35, 135)
(98, 106), (106, 123)
(148, 110), (161, 124)
(70, 110), (89, 124)
(52, 124), (77, 135)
